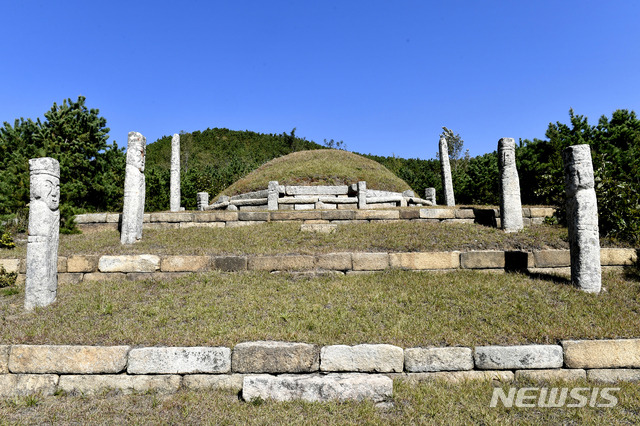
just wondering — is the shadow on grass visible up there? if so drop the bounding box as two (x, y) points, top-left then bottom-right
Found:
(623, 249), (640, 282)
(523, 271), (571, 285)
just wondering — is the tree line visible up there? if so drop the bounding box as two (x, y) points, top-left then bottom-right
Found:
(0, 97), (637, 243)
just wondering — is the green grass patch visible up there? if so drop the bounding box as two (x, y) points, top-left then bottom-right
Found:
(1, 222), (581, 259)
(1, 270), (638, 347)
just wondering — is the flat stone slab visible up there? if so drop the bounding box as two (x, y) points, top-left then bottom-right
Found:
(419, 208), (455, 219)
(9, 345), (129, 374)
(0, 259), (20, 273)
(248, 255), (315, 271)
(474, 345), (563, 370)
(67, 255), (99, 273)
(0, 374), (59, 396)
(587, 369), (640, 383)
(0, 345), (9, 374)
(351, 253), (389, 271)
(316, 253), (352, 271)
(58, 374), (181, 395)
(242, 373), (392, 402)
(320, 344), (403, 372)
(183, 374), (245, 393)
(405, 347), (473, 372)
(160, 256), (210, 272)
(460, 251), (505, 269)
(563, 339), (640, 368)
(600, 248), (638, 266)
(398, 370), (514, 383)
(390, 252), (460, 270)
(515, 369), (586, 382)
(128, 347), (230, 374)
(232, 341), (319, 373)
(98, 255), (160, 273)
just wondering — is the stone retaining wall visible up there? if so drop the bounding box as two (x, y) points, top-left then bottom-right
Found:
(74, 207), (556, 232)
(1, 248), (636, 284)
(2, 339), (640, 401)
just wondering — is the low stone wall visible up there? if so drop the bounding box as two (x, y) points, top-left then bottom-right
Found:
(74, 207), (556, 232)
(2, 339), (640, 401)
(1, 248), (635, 284)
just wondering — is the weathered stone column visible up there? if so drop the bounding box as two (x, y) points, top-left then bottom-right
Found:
(563, 144), (601, 293)
(439, 136), (455, 206)
(357, 181), (367, 209)
(25, 157), (60, 310)
(498, 138), (523, 232)
(425, 188), (436, 205)
(170, 133), (181, 212)
(196, 192), (209, 211)
(268, 181), (279, 210)
(121, 132), (146, 245)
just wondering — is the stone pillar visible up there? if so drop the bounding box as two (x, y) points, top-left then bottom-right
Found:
(563, 144), (601, 293)
(170, 133), (181, 212)
(25, 157), (60, 310)
(268, 181), (279, 210)
(439, 136), (455, 206)
(498, 138), (524, 232)
(196, 192), (209, 211)
(357, 181), (367, 209)
(121, 132), (146, 245)
(425, 188), (436, 205)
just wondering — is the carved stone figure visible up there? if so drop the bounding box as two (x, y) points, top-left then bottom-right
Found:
(425, 188), (436, 205)
(197, 192), (209, 211)
(498, 138), (524, 232)
(439, 136), (455, 206)
(170, 133), (181, 212)
(563, 144), (601, 293)
(121, 132), (146, 244)
(25, 157), (60, 310)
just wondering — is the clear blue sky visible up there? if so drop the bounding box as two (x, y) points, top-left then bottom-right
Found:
(2, 1), (639, 159)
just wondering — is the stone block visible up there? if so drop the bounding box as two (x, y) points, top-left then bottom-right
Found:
(58, 374), (181, 395)
(320, 344), (403, 372)
(460, 251), (505, 269)
(248, 255), (315, 271)
(315, 201), (337, 210)
(128, 347), (231, 374)
(125, 272), (188, 282)
(354, 210), (400, 220)
(242, 373), (392, 403)
(58, 273), (83, 285)
(300, 224), (337, 233)
(474, 345), (563, 370)
(285, 185), (350, 196)
(419, 208), (455, 219)
(398, 370), (514, 383)
(0, 374), (58, 397)
(160, 256), (210, 272)
(294, 204), (315, 210)
(98, 255), (160, 273)
(213, 256), (247, 271)
(352, 253), (389, 271)
(19, 259), (26, 274)
(587, 369), (640, 383)
(455, 209), (476, 219)
(67, 255), (99, 273)
(144, 222), (180, 230)
(105, 213), (121, 223)
(600, 248), (638, 266)
(194, 212), (238, 222)
(405, 347), (473, 372)
(316, 253), (352, 271)
(0, 259), (20, 274)
(78, 223), (119, 233)
(150, 212), (193, 222)
(75, 213), (107, 223)
(0, 345), (9, 373)
(57, 256), (67, 273)
(562, 339), (640, 369)
(183, 374), (245, 393)
(82, 272), (127, 282)
(180, 222), (225, 229)
(303, 219), (330, 224)
(232, 341), (319, 373)
(389, 252), (460, 270)
(9, 345), (129, 374)
(337, 203), (358, 210)
(533, 250), (571, 268)
(238, 211), (269, 221)
(529, 207), (556, 218)
(515, 369), (586, 382)
(270, 211), (320, 221)
(226, 221), (265, 228)
(321, 210), (356, 220)
(399, 209), (420, 219)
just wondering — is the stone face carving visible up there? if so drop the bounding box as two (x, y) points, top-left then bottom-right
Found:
(25, 157), (60, 310)
(563, 144), (601, 293)
(439, 136), (455, 206)
(196, 192), (209, 211)
(121, 132), (146, 245)
(498, 138), (523, 232)
(425, 188), (436, 205)
(170, 134), (180, 212)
